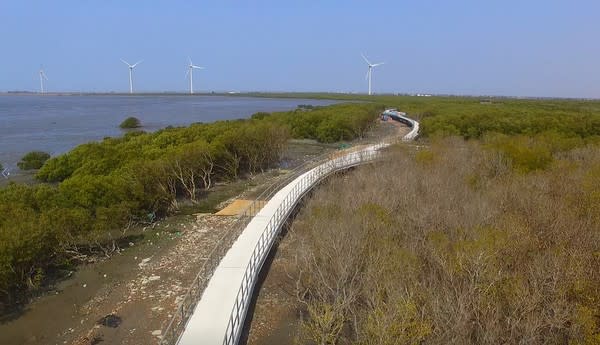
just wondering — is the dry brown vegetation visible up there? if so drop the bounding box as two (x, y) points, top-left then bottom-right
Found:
(289, 138), (600, 345)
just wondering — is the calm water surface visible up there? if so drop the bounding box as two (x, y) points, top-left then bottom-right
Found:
(0, 95), (337, 171)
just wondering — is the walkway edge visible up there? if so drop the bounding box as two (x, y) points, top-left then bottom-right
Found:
(175, 111), (418, 345)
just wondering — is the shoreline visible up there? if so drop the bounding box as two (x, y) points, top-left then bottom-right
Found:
(0, 95), (340, 172)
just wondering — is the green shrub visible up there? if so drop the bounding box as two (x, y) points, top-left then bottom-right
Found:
(17, 151), (51, 170)
(119, 116), (141, 129)
(484, 134), (557, 173)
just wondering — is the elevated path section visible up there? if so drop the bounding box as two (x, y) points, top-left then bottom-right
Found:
(167, 111), (419, 345)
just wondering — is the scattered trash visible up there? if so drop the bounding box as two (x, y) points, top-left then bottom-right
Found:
(97, 314), (122, 328)
(90, 336), (103, 345)
(55, 214), (241, 342)
(138, 257), (152, 268)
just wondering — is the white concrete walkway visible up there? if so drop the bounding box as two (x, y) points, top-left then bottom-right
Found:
(177, 111), (418, 345)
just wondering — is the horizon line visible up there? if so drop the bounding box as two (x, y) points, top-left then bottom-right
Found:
(1, 90), (599, 101)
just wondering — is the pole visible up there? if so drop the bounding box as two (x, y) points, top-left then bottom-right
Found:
(129, 68), (133, 94)
(190, 67), (193, 94)
(368, 67), (372, 95)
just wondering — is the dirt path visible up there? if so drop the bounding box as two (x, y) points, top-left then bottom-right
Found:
(244, 231), (301, 345)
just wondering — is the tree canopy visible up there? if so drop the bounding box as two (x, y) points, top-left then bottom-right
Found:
(119, 116), (141, 129)
(17, 151), (51, 170)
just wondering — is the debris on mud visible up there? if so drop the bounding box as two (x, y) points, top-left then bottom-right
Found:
(97, 314), (122, 328)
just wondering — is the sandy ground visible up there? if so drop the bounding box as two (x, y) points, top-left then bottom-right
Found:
(68, 214), (243, 345)
(0, 213), (242, 345)
(215, 199), (267, 216)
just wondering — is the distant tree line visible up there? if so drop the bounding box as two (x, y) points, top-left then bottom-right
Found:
(246, 93), (600, 142)
(420, 109), (600, 141)
(0, 102), (381, 308)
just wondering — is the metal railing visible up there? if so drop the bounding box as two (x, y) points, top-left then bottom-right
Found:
(161, 112), (419, 345)
(222, 149), (381, 345)
(159, 212), (248, 345)
(382, 109), (419, 141)
(159, 148), (356, 345)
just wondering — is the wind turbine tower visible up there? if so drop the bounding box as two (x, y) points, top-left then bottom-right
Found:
(362, 54), (384, 95)
(39, 67), (48, 94)
(121, 59), (143, 94)
(186, 58), (204, 94)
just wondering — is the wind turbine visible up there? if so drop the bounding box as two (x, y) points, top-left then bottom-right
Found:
(361, 54), (384, 95)
(121, 59), (143, 94)
(186, 58), (204, 94)
(39, 67), (48, 94)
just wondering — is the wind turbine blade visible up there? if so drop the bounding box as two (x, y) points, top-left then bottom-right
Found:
(120, 58), (130, 66)
(132, 60), (143, 68)
(365, 70), (369, 80)
(361, 53), (371, 65)
(192, 65), (204, 69)
(188, 57), (193, 65)
(372, 62), (385, 67)
(185, 68), (190, 78)
(42, 72), (48, 80)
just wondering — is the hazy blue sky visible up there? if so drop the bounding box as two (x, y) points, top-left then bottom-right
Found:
(1, 0), (599, 97)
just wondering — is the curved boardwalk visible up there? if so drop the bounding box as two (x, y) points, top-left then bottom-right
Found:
(175, 111), (418, 345)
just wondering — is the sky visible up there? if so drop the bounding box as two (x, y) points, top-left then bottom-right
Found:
(1, 0), (599, 98)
